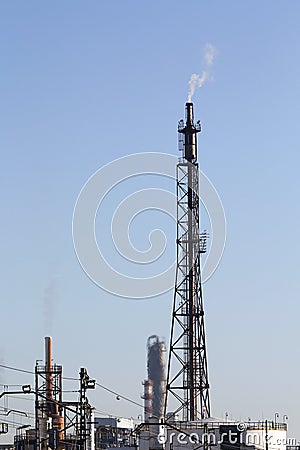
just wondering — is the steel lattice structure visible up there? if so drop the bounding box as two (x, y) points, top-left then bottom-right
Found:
(165, 102), (210, 422)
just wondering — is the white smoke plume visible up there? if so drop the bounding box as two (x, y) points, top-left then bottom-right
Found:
(187, 43), (217, 102)
(204, 43), (217, 67)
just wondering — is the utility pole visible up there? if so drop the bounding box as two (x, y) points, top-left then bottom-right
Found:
(79, 368), (95, 450)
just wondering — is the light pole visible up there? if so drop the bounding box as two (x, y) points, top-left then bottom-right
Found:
(0, 385), (33, 433)
(0, 385), (32, 399)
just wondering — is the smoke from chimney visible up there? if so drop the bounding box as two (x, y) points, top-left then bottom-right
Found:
(187, 43), (217, 102)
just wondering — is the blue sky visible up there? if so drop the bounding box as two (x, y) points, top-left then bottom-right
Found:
(1, 0), (300, 440)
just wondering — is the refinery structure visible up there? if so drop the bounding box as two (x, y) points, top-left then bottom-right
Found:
(0, 102), (292, 450)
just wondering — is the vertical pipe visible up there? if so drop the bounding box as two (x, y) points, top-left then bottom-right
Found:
(186, 102), (194, 126)
(45, 337), (53, 401)
(184, 103), (197, 161)
(143, 380), (153, 422)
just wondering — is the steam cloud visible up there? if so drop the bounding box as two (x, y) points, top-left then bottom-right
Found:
(188, 43), (217, 102)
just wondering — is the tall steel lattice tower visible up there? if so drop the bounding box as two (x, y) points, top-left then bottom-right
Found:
(165, 102), (210, 422)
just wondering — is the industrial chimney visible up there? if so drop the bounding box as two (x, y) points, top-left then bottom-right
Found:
(146, 335), (166, 421)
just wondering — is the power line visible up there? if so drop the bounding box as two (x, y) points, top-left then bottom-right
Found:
(0, 364), (144, 413)
(95, 382), (143, 410)
(4, 395), (34, 402)
(0, 364), (77, 381)
(0, 384), (24, 387)
(0, 364), (33, 375)
(0, 416), (34, 427)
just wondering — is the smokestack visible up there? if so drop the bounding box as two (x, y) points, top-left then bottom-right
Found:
(186, 102), (194, 127)
(147, 335), (166, 420)
(44, 337), (64, 440)
(178, 102), (201, 162)
(45, 336), (53, 401)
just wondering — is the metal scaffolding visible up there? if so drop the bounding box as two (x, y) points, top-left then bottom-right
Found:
(165, 102), (210, 422)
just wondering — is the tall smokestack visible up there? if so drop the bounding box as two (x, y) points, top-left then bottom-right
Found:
(45, 336), (53, 401)
(147, 335), (166, 420)
(165, 101), (211, 421)
(43, 336), (64, 440)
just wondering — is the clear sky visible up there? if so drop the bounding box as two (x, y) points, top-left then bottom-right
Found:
(1, 0), (300, 441)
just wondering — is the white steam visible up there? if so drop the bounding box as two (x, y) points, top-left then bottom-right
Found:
(187, 43), (217, 102)
(188, 72), (209, 102)
(204, 43), (217, 67)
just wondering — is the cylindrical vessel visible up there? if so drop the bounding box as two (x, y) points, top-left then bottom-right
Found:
(147, 336), (166, 421)
(186, 102), (194, 126)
